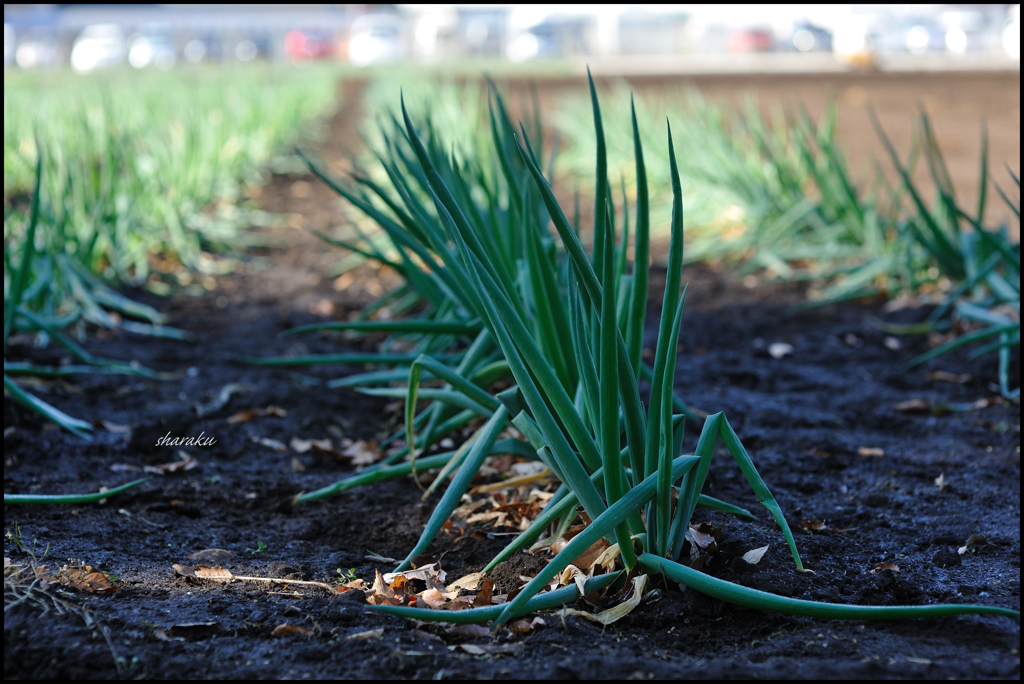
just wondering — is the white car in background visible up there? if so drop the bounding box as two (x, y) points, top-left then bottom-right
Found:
(71, 24), (126, 72)
(348, 13), (404, 66)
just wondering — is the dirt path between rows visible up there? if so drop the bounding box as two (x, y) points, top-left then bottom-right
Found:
(4, 73), (1020, 680)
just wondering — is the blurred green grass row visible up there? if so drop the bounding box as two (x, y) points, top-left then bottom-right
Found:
(4, 64), (340, 287)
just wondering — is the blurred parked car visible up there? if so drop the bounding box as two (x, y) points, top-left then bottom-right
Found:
(348, 13), (404, 65)
(876, 18), (948, 54)
(128, 32), (175, 70)
(71, 24), (126, 72)
(787, 21), (832, 52)
(728, 26), (774, 53)
(285, 29), (334, 63)
(1004, 5), (1020, 60)
(183, 35), (223, 63)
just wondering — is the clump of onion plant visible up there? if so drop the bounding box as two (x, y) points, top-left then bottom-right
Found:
(358, 75), (1018, 628)
(249, 80), (698, 504)
(4, 150), (179, 441)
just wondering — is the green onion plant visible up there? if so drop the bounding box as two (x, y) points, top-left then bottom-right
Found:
(870, 110), (1019, 399)
(291, 74), (1018, 627)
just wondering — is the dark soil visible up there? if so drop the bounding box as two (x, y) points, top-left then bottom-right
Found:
(4, 73), (1020, 680)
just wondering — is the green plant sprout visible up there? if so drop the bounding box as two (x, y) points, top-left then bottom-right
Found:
(245, 540), (268, 554)
(336, 568), (359, 581)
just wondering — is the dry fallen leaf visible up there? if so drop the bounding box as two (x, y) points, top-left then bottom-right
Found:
(446, 572), (486, 593)
(555, 564), (588, 597)
(870, 562), (900, 574)
(472, 578), (494, 607)
(251, 436), (288, 453)
(895, 399), (932, 414)
(510, 617), (546, 634)
(958, 534), (988, 555)
(382, 562), (446, 587)
(228, 406), (287, 424)
(418, 588), (448, 609)
(857, 447), (885, 457)
(342, 439), (381, 467)
(59, 565), (117, 593)
(570, 538), (610, 571)
(927, 371), (972, 384)
(272, 623), (313, 637)
(174, 564), (235, 582)
(590, 543), (621, 574)
(560, 574), (648, 626)
(152, 627), (184, 642)
(95, 419), (131, 433)
(345, 628), (384, 641)
(741, 545), (769, 565)
(143, 451), (199, 475)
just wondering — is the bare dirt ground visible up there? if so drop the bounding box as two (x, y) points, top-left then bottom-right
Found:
(4, 70), (1020, 680)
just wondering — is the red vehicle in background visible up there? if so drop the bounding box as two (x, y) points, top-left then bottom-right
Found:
(284, 29), (334, 63)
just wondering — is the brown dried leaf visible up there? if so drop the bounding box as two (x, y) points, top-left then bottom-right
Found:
(560, 574), (648, 626)
(958, 534), (988, 555)
(187, 549), (234, 564)
(801, 520), (829, 533)
(144, 451), (199, 475)
(345, 628), (384, 640)
(419, 588), (448, 609)
(59, 565), (116, 593)
(272, 623), (312, 637)
(510, 617), (545, 634)
(251, 436), (288, 453)
(446, 572), (486, 593)
(152, 627), (184, 642)
(895, 399), (932, 414)
(590, 543), (621, 574)
(870, 562), (900, 574)
(342, 439), (382, 466)
(227, 405), (287, 424)
(290, 437), (335, 455)
(857, 447), (885, 457)
(685, 525), (716, 551)
(95, 420), (131, 433)
(555, 564), (587, 597)
(472, 578), (494, 607)
(383, 562), (446, 587)
(741, 545), (769, 565)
